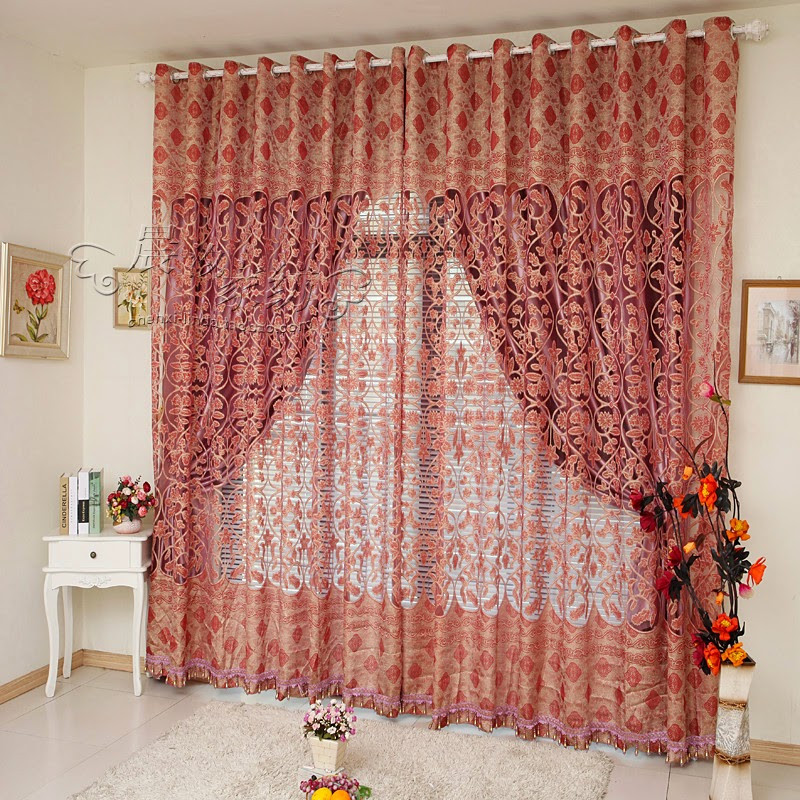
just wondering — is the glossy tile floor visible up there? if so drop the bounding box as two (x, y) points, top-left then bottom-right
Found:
(0, 666), (798, 799)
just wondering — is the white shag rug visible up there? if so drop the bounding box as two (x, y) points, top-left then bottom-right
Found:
(73, 701), (613, 800)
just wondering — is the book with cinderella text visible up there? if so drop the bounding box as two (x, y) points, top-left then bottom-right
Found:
(60, 468), (104, 535)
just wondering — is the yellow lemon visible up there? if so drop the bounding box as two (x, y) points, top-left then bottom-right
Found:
(311, 789), (333, 800)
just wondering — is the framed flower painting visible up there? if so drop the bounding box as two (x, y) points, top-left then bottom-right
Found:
(0, 243), (72, 359)
(113, 267), (151, 329)
(739, 279), (800, 385)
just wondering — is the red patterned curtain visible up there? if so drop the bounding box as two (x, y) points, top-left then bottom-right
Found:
(148, 18), (738, 761)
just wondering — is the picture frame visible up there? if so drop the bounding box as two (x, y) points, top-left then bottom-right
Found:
(0, 242), (72, 359)
(113, 267), (151, 330)
(739, 279), (800, 385)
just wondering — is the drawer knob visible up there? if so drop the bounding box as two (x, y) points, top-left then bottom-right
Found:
(90, 551), (97, 559)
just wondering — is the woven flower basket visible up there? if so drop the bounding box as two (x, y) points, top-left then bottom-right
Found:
(308, 737), (347, 773)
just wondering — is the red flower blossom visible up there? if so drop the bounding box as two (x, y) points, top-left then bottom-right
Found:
(711, 613), (738, 642)
(672, 495), (691, 519)
(698, 474), (718, 511)
(704, 642), (721, 676)
(25, 269), (56, 305)
(631, 490), (656, 531)
(691, 634), (706, 668)
(640, 510), (656, 532)
(747, 557), (766, 586)
(143, 481), (151, 493)
(655, 571), (675, 598)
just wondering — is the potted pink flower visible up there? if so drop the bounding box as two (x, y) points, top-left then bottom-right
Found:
(107, 475), (156, 533)
(303, 700), (357, 773)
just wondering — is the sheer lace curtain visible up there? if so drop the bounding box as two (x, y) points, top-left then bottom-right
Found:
(147, 18), (738, 761)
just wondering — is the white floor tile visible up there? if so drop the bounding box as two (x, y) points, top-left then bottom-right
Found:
(0, 730), (98, 800)
(667, 771), (711, 799)
(86, 669), (193, 699)
(2, 684), (180, 747)
(56, 666), (106, 688)
(752, 761), (800, 791)
(606, 763), (670, 800)
(0, 682), (74, 727)
(753, 786), (800, 800)
(23, 697), (210, 800)
(595, 742), (673, 772)
(672, 757), (713, 779)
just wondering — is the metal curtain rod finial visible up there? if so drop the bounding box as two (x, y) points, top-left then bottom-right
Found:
(135, 18), (769, 86)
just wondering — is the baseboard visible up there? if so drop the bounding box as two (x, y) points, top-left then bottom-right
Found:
(0, 650), (84, 705)
(81, 649), (146, 673)
(752, 739), (800, 767)
(0, 649), (144, 705)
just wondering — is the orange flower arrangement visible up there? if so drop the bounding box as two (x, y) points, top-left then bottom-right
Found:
(631, 376), (765, 674)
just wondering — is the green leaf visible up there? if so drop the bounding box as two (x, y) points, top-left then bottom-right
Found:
(39, 305), (48, 320)
(10, 333), (28, 341)
(35, 333), (48, 342)
(27, 320), (38, 340)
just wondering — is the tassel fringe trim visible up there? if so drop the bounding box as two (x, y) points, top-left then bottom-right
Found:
(146, 655), (716, 765)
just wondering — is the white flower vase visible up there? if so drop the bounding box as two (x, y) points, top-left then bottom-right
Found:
(113, 518), (142, 534)
(308, 737), (347, 773)
(711, 660), (756, 800)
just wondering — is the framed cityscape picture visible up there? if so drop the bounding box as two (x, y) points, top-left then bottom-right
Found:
(0, 243), (72, 359)
(739, 279), (800, 385)
(113, 267), (151, 329)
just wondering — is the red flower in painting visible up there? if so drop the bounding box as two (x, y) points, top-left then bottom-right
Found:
(25, 269), (56, 305)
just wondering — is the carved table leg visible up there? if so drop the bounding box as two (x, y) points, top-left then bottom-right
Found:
(131, 573), (144, 696)
(62, 586), (73, 678)
(43, 576), (60, 697)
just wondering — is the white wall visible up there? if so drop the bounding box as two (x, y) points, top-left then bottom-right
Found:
(80, 4), (800, 744)
(0, 34), (85, 684)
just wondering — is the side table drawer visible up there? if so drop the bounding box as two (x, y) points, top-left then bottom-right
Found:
(48, 540), (132, 570)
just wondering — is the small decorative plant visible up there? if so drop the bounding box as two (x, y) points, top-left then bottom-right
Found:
(107, 475), (156, 525)
(631, 379), (766, 676)
(300, 773), (372, 800)
(303, 700), (358, 742)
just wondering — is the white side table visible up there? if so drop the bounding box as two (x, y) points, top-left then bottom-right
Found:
(42, 527), (152, 697)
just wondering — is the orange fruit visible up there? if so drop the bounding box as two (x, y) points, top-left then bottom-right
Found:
(311, 789), (332, 800)
(331, 792), (351, 800)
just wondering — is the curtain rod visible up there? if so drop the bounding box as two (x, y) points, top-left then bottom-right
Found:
(136, 18), (768, 85)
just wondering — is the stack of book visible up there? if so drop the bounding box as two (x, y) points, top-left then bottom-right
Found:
(59, 468), (103, 535)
